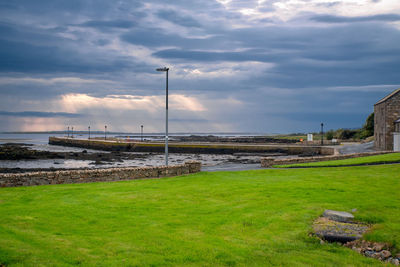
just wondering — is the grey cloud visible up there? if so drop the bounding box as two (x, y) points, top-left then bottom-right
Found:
(121, 28), (226, 49)
(156, 9), (201, 28)
(0, 22), (155, 74)
(225, 0), (259, 9)
(0, 111), (82, 118)
(0, 38), (136, 74)
(153, 22), (400, 88)
(0, 0), (143, 19)
(0, 0), (399, 132)
(153, 49), (291, 62)
(79, 19), (136, 29)
(169, 118), (209, 123)
(315, 2), (340, 8)
(149, 0), (222, 10)
(311, 14), (400, 23)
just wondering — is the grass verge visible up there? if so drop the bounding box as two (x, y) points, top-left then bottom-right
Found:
(275, 152), (400, 168)
(0, 165), (399, 266)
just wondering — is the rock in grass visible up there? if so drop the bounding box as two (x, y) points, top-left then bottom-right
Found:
(323, 209), (354, 223)
(313, 217), (369, 243)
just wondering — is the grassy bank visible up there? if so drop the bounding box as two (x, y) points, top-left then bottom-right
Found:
(1, 165), (399, 266)
(276, 153), (400, 168)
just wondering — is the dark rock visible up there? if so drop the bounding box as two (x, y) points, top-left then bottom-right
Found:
(313, 217), (369, 244)
(364, 250), (375, 258)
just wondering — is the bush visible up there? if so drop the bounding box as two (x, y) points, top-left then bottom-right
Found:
(325, 130), (334, 140)
(324, 113), (374, 141)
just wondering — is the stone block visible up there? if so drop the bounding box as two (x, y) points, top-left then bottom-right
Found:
(323, 209), (354, 222)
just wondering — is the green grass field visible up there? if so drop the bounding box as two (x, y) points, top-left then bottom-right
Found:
(1, 165), (399, 266)
(276, 152), (400, 168)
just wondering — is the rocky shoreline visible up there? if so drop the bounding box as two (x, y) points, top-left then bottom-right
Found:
(0, 143), (269, 173)
(0, 143), (147, 162)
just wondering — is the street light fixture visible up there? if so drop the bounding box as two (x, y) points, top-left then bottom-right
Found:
(141, 125), (143, 142)
(156, 67), (169, 166)
(321, 123), (324, 146)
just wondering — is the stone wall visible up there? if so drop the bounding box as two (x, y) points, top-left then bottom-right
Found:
(0, 161), (201, 188)
(261, 152), (393, 167)
(374, 89), (400, 150)
(302, 140), (340, 146)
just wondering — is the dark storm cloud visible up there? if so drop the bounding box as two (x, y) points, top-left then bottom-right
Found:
(311, 14), (400, 23)
(156, 9), (201, 28)
(0, 22), (151, 74)
(0, 111), (82, 118)
(0, 38), (135, 73)
(0, 0), (143, 18)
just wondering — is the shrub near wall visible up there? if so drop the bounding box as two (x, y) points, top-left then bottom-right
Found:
(0, 161), (201, 187)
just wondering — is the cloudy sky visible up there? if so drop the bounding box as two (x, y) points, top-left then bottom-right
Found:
(1, 0), (400, 133)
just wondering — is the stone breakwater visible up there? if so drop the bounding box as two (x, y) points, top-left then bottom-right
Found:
(49, 136), (335, 155)
(261, 151), (394, 167)
(0, 161), (201, 187)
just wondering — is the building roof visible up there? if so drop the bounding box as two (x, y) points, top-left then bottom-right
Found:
(395, 118), (400, 123)
(375, 88), (400, 105)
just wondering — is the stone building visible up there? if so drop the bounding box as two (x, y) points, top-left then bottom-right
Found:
(374, 88), (400, 150)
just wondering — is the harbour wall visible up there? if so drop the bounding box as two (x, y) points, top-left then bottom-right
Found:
(49, 137), (335, 155)
(0, 161), (201, 187)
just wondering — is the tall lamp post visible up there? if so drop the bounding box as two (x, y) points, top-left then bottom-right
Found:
(156, 67), (169, 166)
(141, 125), (143, 142)
(104, 125), (107, 140)
(321, 123), (324, 146)
(67, 126), (70, 138)
(71, 126), (74, 138)
(88, 126), (91, 139)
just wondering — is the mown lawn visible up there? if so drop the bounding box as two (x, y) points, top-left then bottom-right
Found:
(0, 165), (399, 266)
(276, 152), (400, 168)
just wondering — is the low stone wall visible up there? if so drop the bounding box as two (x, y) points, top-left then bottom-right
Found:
(302, 140), (340, 146)
(261, 152), (393, 167)
(0, 161), (201, 188)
